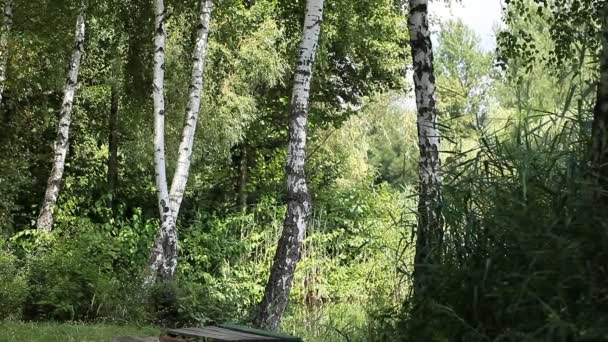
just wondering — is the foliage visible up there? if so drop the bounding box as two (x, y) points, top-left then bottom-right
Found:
(22, 230), (150, 322)
(3, 0), (608, 340)
(435, 19), (495, 141)
(397, 10), (608, 337)
(0, 148), (30, 232)
(497, 0), (602, 72)
(173, 181), (410, 327)
(0, 321), (159, 342)
(311, 92), (420, 188)
(1, 162), (410, 334)
(401, 113), (608, 340)
(0, 243), (28, 321)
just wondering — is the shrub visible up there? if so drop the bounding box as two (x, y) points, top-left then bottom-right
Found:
(399, 119), (608, 341)
(23, 229), (150, 322)
(0, 245), (28, 320)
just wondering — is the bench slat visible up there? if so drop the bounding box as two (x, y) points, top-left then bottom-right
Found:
(167, 327), (280, 341)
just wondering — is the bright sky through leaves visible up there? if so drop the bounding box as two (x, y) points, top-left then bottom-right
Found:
(430, 0), (504, 52)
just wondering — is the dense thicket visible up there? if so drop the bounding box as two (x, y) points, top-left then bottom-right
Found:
(399, 1), (608, 340)
(0, 0), (409, 339)
(1, 0), (607, 341)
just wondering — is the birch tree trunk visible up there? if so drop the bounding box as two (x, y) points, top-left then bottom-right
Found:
(107, 56), (120, 208)
(253, 0), (324, 330)
(591, 2), (608, 198)
(0, 0), (13, 107)
(407, 0), (443, 295)
(37, 10), (86, 232)
(168, 0), (213, 220)
(147, 0), (213, 283)
(146, 0), (177, 283)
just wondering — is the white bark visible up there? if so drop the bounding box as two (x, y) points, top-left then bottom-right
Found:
(168, 0), (213, 220)
(408, 0), (443, 294)
(0, 0), (13, 107)
(254, 0), (324, 331)
(146, 0), (177, 283)
(37, 10), (86, 232)
(147, 0), (214, 283)
(107, 55), (120, 206)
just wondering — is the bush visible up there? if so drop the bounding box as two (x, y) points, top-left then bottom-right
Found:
(22, 230), (150, 323)
(399, 120), (608, 341)
(0, 245), (28, 320)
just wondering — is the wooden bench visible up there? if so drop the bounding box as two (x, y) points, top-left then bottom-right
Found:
(166, 324), (302, 342)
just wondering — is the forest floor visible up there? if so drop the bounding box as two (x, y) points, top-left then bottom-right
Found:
(0, 322), (159, 341)
(0, 303), (367, 342)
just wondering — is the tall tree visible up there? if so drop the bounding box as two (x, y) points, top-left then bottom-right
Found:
(147, 0), (176, 282)
(591, 2), (608, 197)
(107, 55), (120, 208)
(407, 0), (443, 294)
(36, 7), (86, 232)
(168, 0), (213, 219)
(253, 0), (325, 331)
(147, 0), (213, 282)
(0, 0), (12, 107)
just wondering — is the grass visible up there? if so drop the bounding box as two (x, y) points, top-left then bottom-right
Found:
(0, 321), (159, 342)
(0, 303), (384, 341)
(281, 303), (376, 342)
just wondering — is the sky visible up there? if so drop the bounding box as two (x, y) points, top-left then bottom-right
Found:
(429, 0), (505, 52)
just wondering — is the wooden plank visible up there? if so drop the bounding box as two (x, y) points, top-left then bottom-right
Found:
(204, 326), (280, 340)
(168, 327), (274, 341)
(219, 324), (302, 341)
(167, 325), (298, 341)
(168, 328), (234, 340)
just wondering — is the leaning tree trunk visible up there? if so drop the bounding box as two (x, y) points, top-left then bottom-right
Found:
(408, 0), (443, 295)
(591, 2), (608, 199)
(37, 10), (86, 232)
(0, 0), (13, 107)
(253, 0), (324, 331)
(168, 0), (213, 220)
(147, 0), (213, 283)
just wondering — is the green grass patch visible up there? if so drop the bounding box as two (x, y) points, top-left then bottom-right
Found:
(281, 303), (374, 342)
(0, 321), (159, 342)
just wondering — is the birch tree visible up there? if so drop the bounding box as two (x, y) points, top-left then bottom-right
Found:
(147, 0), (213, 282)
(408, 0), (443, 294)
(37, 8), (86, 232)
(168, 0), (213, 219)
(253, 0), (325, 330)
(107, 54), (120, 209)
(0, 0), (12, 107)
